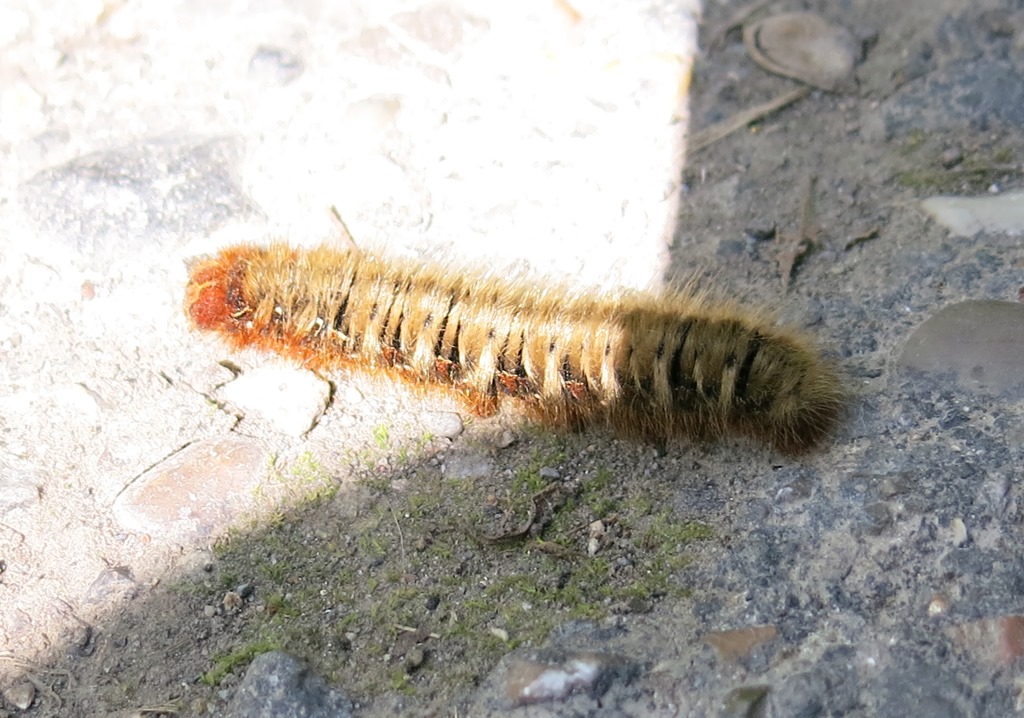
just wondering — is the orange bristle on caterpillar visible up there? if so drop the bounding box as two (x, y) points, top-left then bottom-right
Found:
(184, 243), (843, 454)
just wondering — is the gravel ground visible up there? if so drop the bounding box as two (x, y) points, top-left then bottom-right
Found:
(2, 0), (1024, 717)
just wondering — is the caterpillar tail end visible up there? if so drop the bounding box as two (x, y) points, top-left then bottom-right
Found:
(766, 371), (845, 456)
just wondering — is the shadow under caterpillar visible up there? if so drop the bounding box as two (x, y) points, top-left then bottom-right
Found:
(185, 243), (842, 454)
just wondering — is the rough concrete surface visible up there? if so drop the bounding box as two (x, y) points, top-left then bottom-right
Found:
(1, 0), (1024, 716)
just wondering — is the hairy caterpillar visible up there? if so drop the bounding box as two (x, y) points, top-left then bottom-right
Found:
(185, 243), (842, 454)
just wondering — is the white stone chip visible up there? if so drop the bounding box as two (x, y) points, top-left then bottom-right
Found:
(220, 365), (331, 437)
(951, 517), (968, 547)
(921, 191), (1024, 237)
(422, 411), (464, 439)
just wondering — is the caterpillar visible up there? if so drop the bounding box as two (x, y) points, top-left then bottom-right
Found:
(185, 243), (842, 454)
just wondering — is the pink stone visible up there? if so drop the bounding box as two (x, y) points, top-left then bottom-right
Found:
(951, 615), (1024, 666)
(112, 436), (267, 542)
(705, 625), (780, 663)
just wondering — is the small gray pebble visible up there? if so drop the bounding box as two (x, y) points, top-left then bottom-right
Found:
(422, 411), (464, 439)
(2, 680), (35, 710)
(939, 146), (963, 168)
(404, 646), (426, 673)
(224, 651), (353, 718)
(494, 430), (517, 449)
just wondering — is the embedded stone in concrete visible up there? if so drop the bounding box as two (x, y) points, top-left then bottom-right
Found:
(503, 650), (639, 706)
(898, 300), (1024, 395)
(219, 366), (330, 437)
(921, 191), (1024, 238)
(112, 436), (268, 542)
(18, 134), (262, 264)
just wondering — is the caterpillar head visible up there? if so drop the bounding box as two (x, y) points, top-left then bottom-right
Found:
(184, 251), (250, 334)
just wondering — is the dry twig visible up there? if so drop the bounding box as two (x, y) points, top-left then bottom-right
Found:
(778, 175), (820, 289)
(687, 86), (810, 155)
